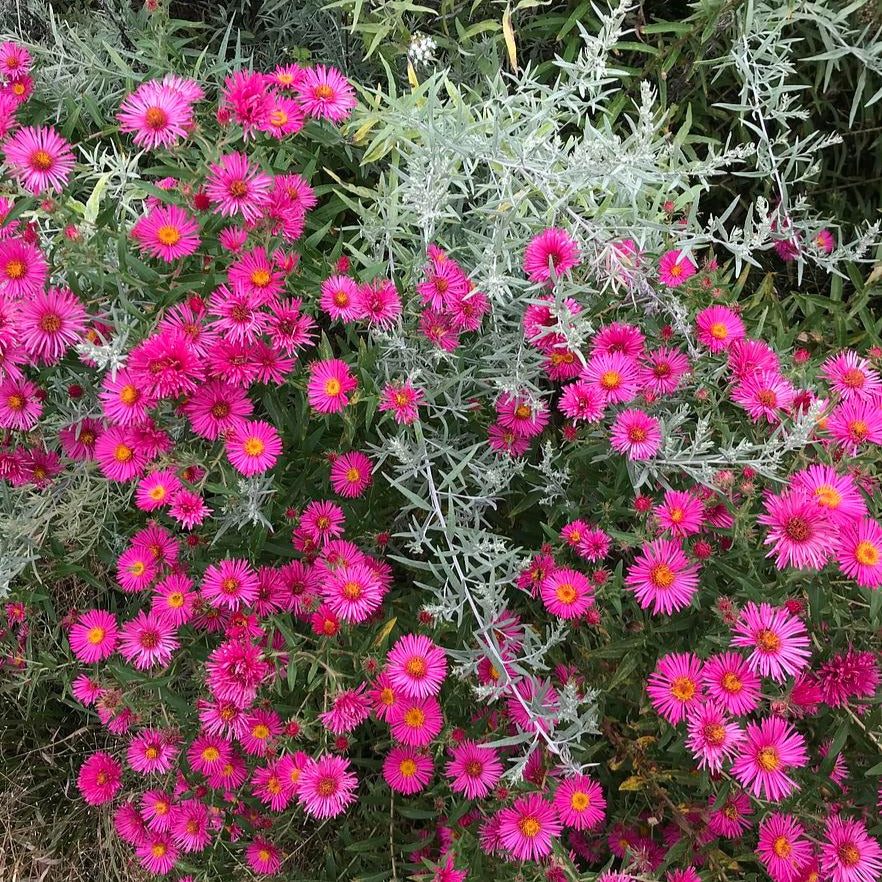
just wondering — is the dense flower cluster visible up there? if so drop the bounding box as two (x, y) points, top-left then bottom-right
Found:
(1, 36), (881, 882)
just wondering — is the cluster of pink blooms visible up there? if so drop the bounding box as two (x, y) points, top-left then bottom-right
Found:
(646, 599), (880, 882)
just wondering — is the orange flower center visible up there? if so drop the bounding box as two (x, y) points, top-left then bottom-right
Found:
(404, 707), (425, 728)
(649, 563), (675, 589)
(39, 313), (62, 333)
(342, 580), (362, 600)
(314, 85), (334, 100)
(600, 370), (622, 391)
(228, 180), (248, 198)
(814, 485), (841, 508)
(202, 746), (220, 762)
(756, 628), (781, 653)
(250, 269), (271, 288)
(114, 444), (133, 463)
(855, 540), (879, 567)
(399, 759), (417, 777)
(570, 790), (590, 811)
(756, 746), (780, 771)
(515, 404), (532, 419)
(702, 723), (726, 746)
(555, 583), (578, 605)
(119, 385), (140, 405)
(30, 150), (53, 171)
(6, 393), (24, 410)
(167, 591), (185, 608)
(842, 368), (865, 389)
(156, 225), (181, 246)
(721, 671), (742, 693)
(518, 816), (541, 838)
(4, 259), (25, 279)
(144, 107), (168, 129)
(670, 676), (696, 702)
(405, 656), (427, 678)
(838, 843), (861, 867)
(325, 378), (342, 396)
(251, 724), (271, 740)
(87, 626), (105, 644)
(773, 836), (792, 859)
(243, 437), (265, 457)
(316, 776), (337, 796)
(709, 322), (728, 340)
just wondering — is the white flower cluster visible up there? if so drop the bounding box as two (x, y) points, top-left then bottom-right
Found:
(407, 33), (437, 67)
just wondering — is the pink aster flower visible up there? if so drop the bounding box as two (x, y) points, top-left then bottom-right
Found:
(625, 538), (700, 615)
(246, 837), (282, 875)
(728, 337), (780, 380)
(559, 379), (605, 423)
(827, 398), (882, 455)
(387, 634), (447, 698)
(821, 816), (882, 882)
(127, 331), (203, 399)
(320, 274), (360, 322)
(93, 425), (148, 481)
(640, 346), (690, 396)
(219, 70), (272, 137)
(383, 745), (433, 795)
(488, 422), (532, 456)
(646, 652), (704, 724)
(319, 684), (372, 735)
(296, 65), (356, 122)
(497, 793), (563, 862)
(816, 649), (880, 707)
(685, 701), (743, 772)
(299, 499), (345, 544)
(226, 419), (282, 476)
(127, 727), (179, 774)
(118, 611), (179, 670)
(69, 609), (118, 663)
(227, 247), (284, 304)
(240, 708), (283, 756)
(732, 371), (796, 423)
(169, 798), (212, 853)
(133, 203), (200, 261)
(379, 380), (424, 424)
(116, 545), (158, 593)
(0, 42), (30, 75)
(307, 358), (357, 413)
(202, 558), (259, 611)
(117, 80), (194, 149)
(445, 740), (503, 800)
(329, 451), (373, 498)
(0, 236), (47, 298)
(523, 228), (580, 284)
(695, 305), (745, 353)
(3, 125), (75, 193)
(792, 464), (867, 526)
(18, 286), (86, 364)
(758, 813), (812, 882)
(758, 489), (835, 570)
(297, 754), (358, 818)
(582, 351), (640, 404)
(654, 490), (704, 538)
(658, 249), (697, 287)
(321, 563), (384, 623)
(822, 350), (882, 402)
(610, 409), (662, 460)
(836, 518), (882, 588)
(136, 833), (178, 874)
(700, 651), (761, 715)
(554, 775), (606, 831)
(77, 751), (122, 805)
(151, 574), (196, 627)
(168, 488), (211, 530)
(706, 791), (753, 839)
(540, 567), (594, 619)
(388, 695), (444, 747)
(135, 469), (181, 512)
(204, 152), (272, 223)
(183, 378), (252, 440)
(730, 601), (811, 682)
(352, 278), (402, 328)
(496, 393), (549, 438)
(730, 716), (808, 801)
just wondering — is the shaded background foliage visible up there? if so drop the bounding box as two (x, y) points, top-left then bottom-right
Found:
(0, 0), (881, 880)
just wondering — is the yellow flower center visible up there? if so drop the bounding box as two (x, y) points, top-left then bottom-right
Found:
(649, 563), (675, 589)
(156, 225), (181, 246)
(144, 107), (168, 129)
(757, 746), (780, 771)
(250, 269), (271, 288)
(404, 708), (425, 728)
(814, 485), (842, 508)
(114, 444), (133, 463)
(570, 790), (590, 811)
(710, 322), (728, 340)
(555, 583), (578, 605)
(168, 591), (185, 608)
(855, 540), (879, 567)
(325, 378), (342, 396)
(670, 676), (696, 702)
(243, 437), (265, 457)
(773, 836), (792, 859)
(30, 150), (53, 171)
(399, 759), (417, 777)
(4, 259), (25, 279)
(518, 816), (541, 838)
(87, 626), (105, 644)
(39, 313), (62, 333)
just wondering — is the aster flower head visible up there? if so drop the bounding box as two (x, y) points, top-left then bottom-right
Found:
(827, 398), (882, 455)
(201, 558), (259, 611)
(320, 274), (360, 322)
(684, 701), (743, 772)
(319, 684), (372, 735)
(836, 518), (882, 588)
(246, 837), (282, 875)
(117, 80), (195, 150)
(497, 793), (563, 862)
(730, 602), (811, 682)
(610, 409), (662, 460)
(583, 350), (640, 405)
(307, 358), (357, 413)
(523, 228), (580, 283)
(658, 248), (697, 286)
(118, 610), (179, 670)
(701, 651), (762, 715)
(757, 813), (812, 882)
(0, 236), (48, 298)
(204, 152), (272, 223)
(3, 125), (75, 194)
(133, 203), (200, 261)
(554, 774), (606, 830)
(296, 65), (356, 122)
(707, 791), (753, 839)
(730, 715), (808, 801)
(646, 652), (704, 724)
(382, 745), (433, 795)
(69, 609), (118, 663)
(387, 634), (447, 698)
(321, 562), (384, 623)
(696, 305), (745, 353)
(640, 346), (690, 396)
(559, 379), (605, 423)
(445, 740), (503, 799)
(540, 567), (594, 619)
(732, 370), (796, 423)
(625, 538), (700, 615)
(792, 464), (867, 526)
(296, 754), (358, 818)
(226, 420), (282, 476)
(821, 350), (882, 402)
(758, 488), (835, 570)
(388, 694), (444, 746)
(821, 815), (882, 882)
(654, 490), (704, 538)
(329, 451), (373, 498)
(816, 649), (880, 707)
(77, 751), (122, 805)
(379, 380), (424, 424)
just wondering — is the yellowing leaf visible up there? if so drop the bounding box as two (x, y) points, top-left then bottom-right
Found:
(352, 118), (379, 144)
(502, 5), (518, 73)
(618, 776), (647, 791)
(407, 60), (419, 91)
(373, 617), (398, 647)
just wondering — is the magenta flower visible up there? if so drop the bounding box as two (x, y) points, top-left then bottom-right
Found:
(700, 651), (761, 715)
(758, 488), (836, 570)
(497, 793), (563, 861)
(836, 518), (882, 588)
(695, 305), (745, 353)
(226, 419), (282, 476)
(730, 716), (807, 801)
(329, 451), (373, 498)
(69, 609), (118, 663)
(523, 228), (580, 283)
(307, 358), (357, 413)
(296, 754), (358, 819)
(540, 567), (594, 619)
(387, 634), (447, 698)
(553, 774), (606, 830)
(3, 125), (75, 193)
(117, 80), (194, 149)
(646, 652), (704, 724)
(757, 813), (812, 882)
(821, 815), (882, 882)
(296, 65), (356, 122)
(77, 751), (122, 805)
(684, 701), (743, 772)
(658, 249), (697, 287)
(625, 538), (700, 615)
(445, 740), (503, 799)
(610, 409), (662, 460)
(382, 745), (433, 795)
(730, 601), (811, 682)
(133, 203), (200, 261)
